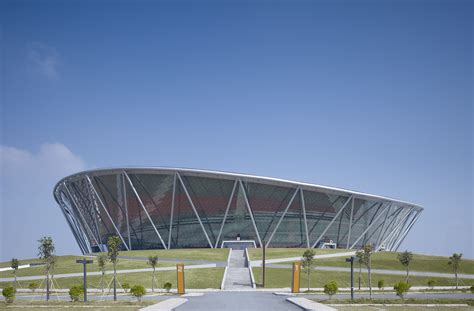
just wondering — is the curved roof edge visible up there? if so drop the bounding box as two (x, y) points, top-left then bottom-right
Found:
(53, 166), (424, 209)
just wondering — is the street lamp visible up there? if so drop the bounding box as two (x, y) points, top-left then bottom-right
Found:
(76, 258), (93, 302)
(345, 256), (355, 301)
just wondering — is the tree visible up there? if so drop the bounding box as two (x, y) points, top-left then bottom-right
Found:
(355, 250), (364, 290)
(397, 250), (413, 283)
(448, 253), (462, 289)
(357, 244), (374, 298)
(28, 282), (39, 293)
(394, 281), (411, 299)
(470, 285), (474, 294)
(2, 286), (16, 303)
(107, 236), (122, 301)
(69, 285), (84, 302)
(97, 254), (108, 293)
(38, 236), (56, 301)
(323, 281), (338, 299)
(163, 282), (172, 293)
(10, 258), (20, 288)
(147, 255), (159, 292)
(130, 285), (146, 302)
(377, 280), (385, 291)
(301, 249), (316, 292)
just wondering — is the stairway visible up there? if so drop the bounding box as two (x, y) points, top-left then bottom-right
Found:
(223, 250), (253, 289)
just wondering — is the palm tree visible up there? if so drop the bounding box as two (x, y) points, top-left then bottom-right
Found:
(448, 253), (462, 289)
(97, 254), (108, 293)
(147, 255), (159, 292)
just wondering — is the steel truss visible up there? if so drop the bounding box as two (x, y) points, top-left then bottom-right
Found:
(54, 170), (423, 254)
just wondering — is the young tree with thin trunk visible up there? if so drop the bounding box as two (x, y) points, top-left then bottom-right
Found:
(147, 255), (159, 292)
(357, 244), (374, 299)
(355, 250), (364, 290)
(301, 249), (316, 292)
(10, 258), (19, 288)
(107, 236), (121, 301)
(97, 254), (108, 293)
(397, 250), (413, 283)
(37, 236), (55, 301)
(448, 253), (462, 289)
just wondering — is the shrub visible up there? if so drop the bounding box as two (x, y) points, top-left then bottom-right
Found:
(163, 282), (172, 293)
(130, 285), (146, 302)
(427, 280), (435, 289)
(394, 282), (411, 299)
(323, 281), (338, 299)
(2, 286), (16, 303)
(122, 282), (130, 293)
(377, 280), (384, 290)
(69, 285), (84, 302)
(470, 285), (474, 294)
(28, 282), (39, 293)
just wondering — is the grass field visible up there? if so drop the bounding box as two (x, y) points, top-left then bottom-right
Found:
(248, 248), (474, 274)
(0, 248), (229, 278)
(0, 301), (155, 310)
(320, 298), (474, 305)
(0, 267), (225, 290)
(252, 267), (474, 288)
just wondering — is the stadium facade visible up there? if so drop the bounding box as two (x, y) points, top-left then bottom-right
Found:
(53, 167), (423, 254)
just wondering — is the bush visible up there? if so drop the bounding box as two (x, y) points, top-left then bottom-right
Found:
(427, 280), (435, 289)
(130, 285), (146, 302)
(394, 282), (411, 299)
(377, 280), (385, 290)
(163, 282), (172, 293)
(323, 281), (338, 299)
(28, 282), (39, 293)
(69, 285), (84, 302)
(2, 286), (16, 303)
(470, 285), (474, 294)
(122, 282), (130, 293)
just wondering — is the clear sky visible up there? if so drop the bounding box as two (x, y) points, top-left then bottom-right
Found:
(1, 0), (472, 261)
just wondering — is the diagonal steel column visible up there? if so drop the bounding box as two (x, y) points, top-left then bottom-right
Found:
(177, 173), (214, 248)
(393, 210), (422, 251)
(386, 208), (415, 250)
(300, 188), (310, 248)
(346, 197), (355, 248)
(168, 173), (177, 249)
(238, 179), (263, 247)
(375, 206), (404, 249)
(60, 188), (91, 253)
(58, 195), (88, 254)
(375, 203), (393, 247)
(215, 179), (238, 248)
(376, 207), (413, 251)
(265, 187), (300, 247)
(349, 202), (387, 249)
(390, 209), (417, 250)
(86, 175), (130, 251)
(85, 178), (104, 251)
(121, 173), (132, 250)
(63, 182), (101, 251)
(124, 172), (167, 249)
(311, 195), (353, 248)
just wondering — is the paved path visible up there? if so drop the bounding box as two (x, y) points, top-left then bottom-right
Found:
(223, 250), (252, 289)
(266, 264), (474, 279)
(176, 292), (300, 311)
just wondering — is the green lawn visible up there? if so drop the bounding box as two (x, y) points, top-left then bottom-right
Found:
(0, 301), (155, 311)
(0, 256), (175, 278)
(248, 248), (347, 260)
(0, 267), (225, 290)
(248, 249), (474, 275)
(252, 267), (474, 288)
(320, 298), (474, 305)
(116, 248), (229, 261)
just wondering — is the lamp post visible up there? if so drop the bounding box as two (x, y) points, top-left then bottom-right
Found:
(345, 256), (354, 301)
(76, 258), (93, 302)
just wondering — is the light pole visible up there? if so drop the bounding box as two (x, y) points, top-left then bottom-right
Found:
(76, 258), (93, 302)
(345, 256), (354, 301)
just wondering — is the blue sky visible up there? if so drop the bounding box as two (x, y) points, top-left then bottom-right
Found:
(1, 0), (472, 260)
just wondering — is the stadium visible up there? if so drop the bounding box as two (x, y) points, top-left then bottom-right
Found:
(53, 167), (423, 254)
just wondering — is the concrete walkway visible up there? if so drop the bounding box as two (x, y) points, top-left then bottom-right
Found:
(223, 250), (253, 289)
